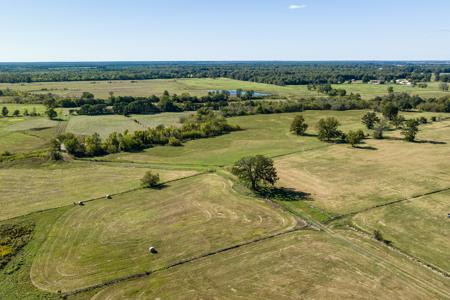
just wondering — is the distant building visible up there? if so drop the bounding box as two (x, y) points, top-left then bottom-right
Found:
(369, 80), (383, 85)
(396, 79), (413, 86)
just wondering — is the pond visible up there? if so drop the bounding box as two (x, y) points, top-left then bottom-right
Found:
(209, 90), (270, 97)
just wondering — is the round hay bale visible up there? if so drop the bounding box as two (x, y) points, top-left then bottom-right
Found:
(148, 247), (158, 254)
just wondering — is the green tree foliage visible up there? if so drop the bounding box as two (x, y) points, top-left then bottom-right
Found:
(232, 155), (278, 190)
(381, 102), (399, 120)
(346, 130), (365, 147)
(401, 119), (420, 142)
(290, 115), (309, 135)
(46, 107), (57, 120)
(317, 117), (342, 142)
(84, 133), (104, 156)
(361, 112), (380, 129)
(12, 110), (20, 117)
(391, 115), (406, 129)
(1, 106), (8, 117)
(373, 119), (388, 139)
(59, 133), (85, 156)
(439, 82), (449, 92)
(141, 171), (160, 188)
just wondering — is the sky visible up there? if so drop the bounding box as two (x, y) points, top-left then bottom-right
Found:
(1, 0), (450, 62)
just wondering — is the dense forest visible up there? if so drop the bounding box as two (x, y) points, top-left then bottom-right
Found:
(1, 61), (450, 84)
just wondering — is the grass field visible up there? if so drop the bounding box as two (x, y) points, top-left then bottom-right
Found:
(0, 103), (46, 114)
(66, 112), (191, 138)
(353, 190), (450, 272)
(0, 161), (197, 220)
(30, 174), (296, 292)
(1, 78), (448, 100)
(1, 105), (450, 299)
(85, 230), (450, 300)
(0, 117), (61, 153)
(333, 82), (448, 99)
(102, 110), (367, 166)
(275, 115), (450, 215)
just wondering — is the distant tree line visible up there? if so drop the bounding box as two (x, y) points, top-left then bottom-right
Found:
(1, 61), (448, 84)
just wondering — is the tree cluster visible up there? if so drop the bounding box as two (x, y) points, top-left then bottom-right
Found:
(53, 109), (239, 157)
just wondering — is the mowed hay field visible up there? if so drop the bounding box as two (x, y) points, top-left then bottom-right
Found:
(0, 161), (198, 220)
(1, 78), (448, 99)
(353, 190), (450, 272)
(275, 115), (450, 215)
(0, 117), (61, 153)
(104, 111), (367, 166)
(31, 174), (296, 292)
(66, 112), (192, 138)
(86, 231), (450, 300)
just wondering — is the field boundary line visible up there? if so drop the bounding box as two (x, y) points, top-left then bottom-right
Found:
(61, 227), (306, 297)
(326, 186), (450, 224)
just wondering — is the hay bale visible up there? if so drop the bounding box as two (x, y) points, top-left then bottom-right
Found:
(106, 194), (112, 199)
(148, 247), (158, 254)
(78, 201), (85, 206)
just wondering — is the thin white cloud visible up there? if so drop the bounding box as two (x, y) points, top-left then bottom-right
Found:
(289, 4), (307, 10)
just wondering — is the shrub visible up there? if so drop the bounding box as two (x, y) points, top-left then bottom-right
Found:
(48, 150), (63, 161)
(141, 171), (160, 188)
(418, 116), (428, 124)
(401, 119), (420, 142)
(346, 130), (365, 147)
(361, 112), (379, 129)
(168, 137), (182, 146)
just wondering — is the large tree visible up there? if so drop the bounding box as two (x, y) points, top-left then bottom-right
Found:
(401, 119), (420, 142)
(232, 155), (278, 190)
(290, 115), (308, 135)
(317, 117), (342, 141)
(381, 102), (399, 120)
(361, 112), (380, 129)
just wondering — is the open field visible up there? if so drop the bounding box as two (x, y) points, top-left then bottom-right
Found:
(103, 110), (367, 166)
(333, 82), (448, 99)
(0, 161), (197, 220)
(353, 189), (450, 272)
(275, 115), (450, 215)
(1, 107), (450, 299)
(85, 230), (450, 300)
(1, 78), (448, 100)
(66, 112), (192, 138)
(0, 117), (61, 153)
(30, 174), (296, 292)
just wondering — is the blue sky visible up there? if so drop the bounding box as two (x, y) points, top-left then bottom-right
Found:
(1, 0), (450, 61)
